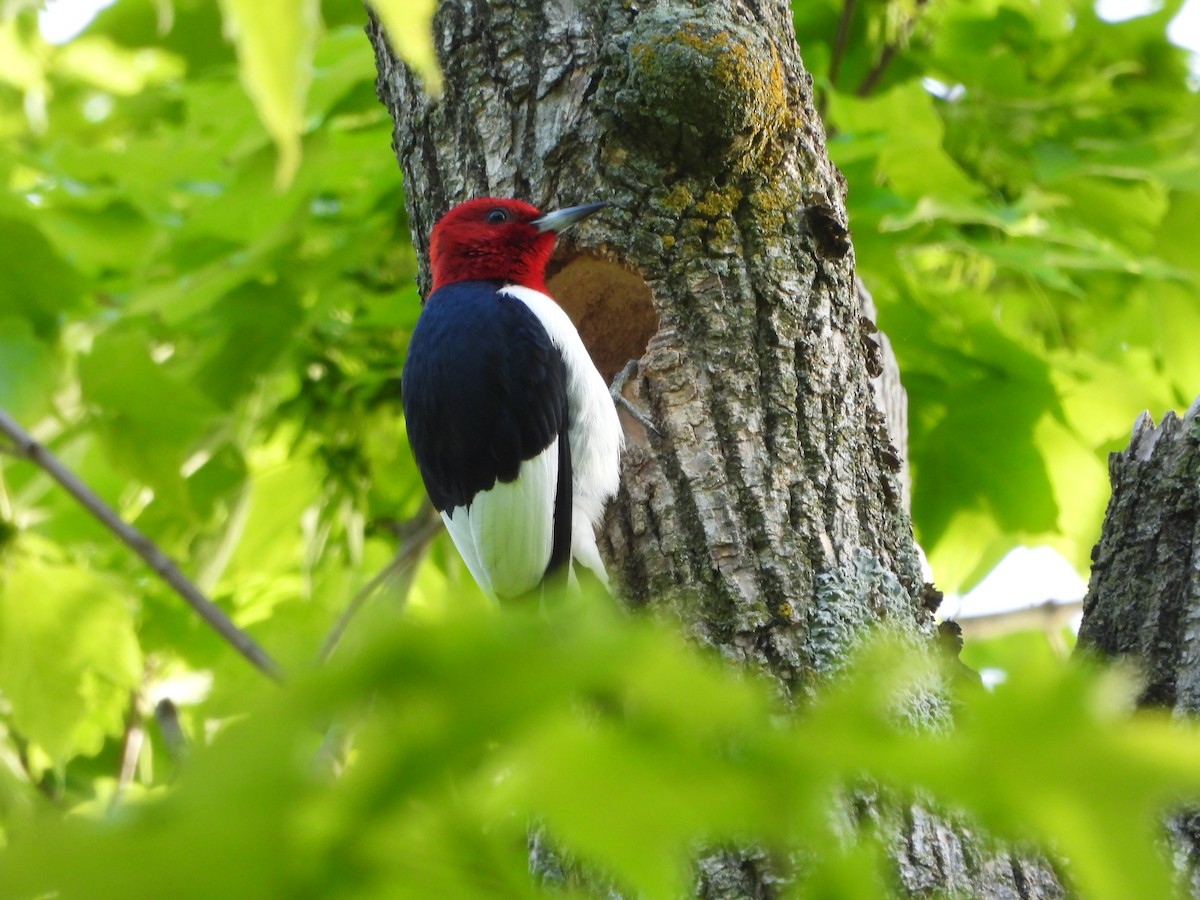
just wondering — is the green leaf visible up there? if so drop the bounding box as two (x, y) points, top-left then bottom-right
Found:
(0, 551), (142, 765)
(125, 235), (291, 323)
(0, 217), (87, 338)
(78, 328), (223, 512)
(888, 300), (1065, 589)
(959, 628), (1070, 678)
(37, 200), (156, 278)
(828, 82), (980, 201)
(3, 612), (1200, 900)
(53, 36), (184, 95)
(367, 0), (441, 94)
(218, 452), (318, 603)
(189, 280), (304, 406)
(216, 0), (321, 187)
(0, 319), (57, 423)
(1049, 176), (1169, 255)
(305, 25), (385, 122)
(1154, 282), (1200, 401)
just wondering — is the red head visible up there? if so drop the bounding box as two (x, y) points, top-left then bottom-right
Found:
(428, 197), (608, 293)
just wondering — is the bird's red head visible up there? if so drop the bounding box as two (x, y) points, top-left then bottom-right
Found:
(428, 197), (608, 293)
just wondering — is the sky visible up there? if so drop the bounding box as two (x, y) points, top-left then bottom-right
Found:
(1101, 0), (1200, 52)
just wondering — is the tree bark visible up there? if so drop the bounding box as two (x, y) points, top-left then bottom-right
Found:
(1076, 398), (1200, 895)
(371, 0), (919, 690)
(367, 1), (1062, 895)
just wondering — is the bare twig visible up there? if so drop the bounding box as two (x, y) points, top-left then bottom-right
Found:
(110, 692), (145, 813)
(856, 43), (898, 97)
(317, 502), (442, 663)
(828, 0), (857, 88)
(0, 406), (282, 681)
(954, 599), (1083, 647)
(610, 360), (660, 438)
(854, 0), (930, 98)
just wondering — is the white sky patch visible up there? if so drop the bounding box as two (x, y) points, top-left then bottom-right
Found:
(979, 668), (1008, 690)
(942, 546), (1088, 620)
(1096, 0), (1161, 22)
(39, 0), (116, 45)
(1097, 0), (1200, 53)
(1170, 0), (1200, 52)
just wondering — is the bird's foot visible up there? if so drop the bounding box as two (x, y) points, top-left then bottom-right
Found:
(610, 360), (660, 437)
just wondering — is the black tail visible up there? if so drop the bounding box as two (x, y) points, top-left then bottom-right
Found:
(543, 397), (573, 595)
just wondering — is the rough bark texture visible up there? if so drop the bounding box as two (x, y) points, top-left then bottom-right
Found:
(1077, 398), (1200, 895)
(372, 0), (919, 695)
(1078, 400), (1200, 710)
(368, 1), (1061, 895)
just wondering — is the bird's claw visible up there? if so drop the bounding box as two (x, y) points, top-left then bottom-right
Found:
(610, 360), (660, 437)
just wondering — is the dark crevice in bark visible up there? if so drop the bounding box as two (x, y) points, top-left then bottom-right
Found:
(791, 339), (814, 477)
(786, 483), (803, 535)
(645, 375), (738, 628)
(609, 479), (650, 606)
(1011, 855), (1031, 899)
(516, 4), (547, 197)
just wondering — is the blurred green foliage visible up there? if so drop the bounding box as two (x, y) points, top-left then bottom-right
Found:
(795, 0), (1200, 589)
(2, 599), (1199, 899)
(0, 0), (1199, 895)
(0, 0), (436, 768)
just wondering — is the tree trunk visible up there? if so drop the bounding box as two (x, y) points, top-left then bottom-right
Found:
(1076, 399), (1200, 895)
(371, 0), (919, 689)
(367, 1), (1062, 895)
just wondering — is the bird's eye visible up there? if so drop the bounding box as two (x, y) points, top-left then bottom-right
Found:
(485, 208), (509, 225)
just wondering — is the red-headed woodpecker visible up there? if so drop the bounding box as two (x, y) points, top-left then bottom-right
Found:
(401, 198), (623, 599)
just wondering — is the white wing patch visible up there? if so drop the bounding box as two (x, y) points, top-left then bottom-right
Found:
(500, 285), (624, 584)
(442, 440), (560, 599)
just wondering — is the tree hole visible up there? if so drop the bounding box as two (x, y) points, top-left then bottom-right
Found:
(546, 253), (658, 384)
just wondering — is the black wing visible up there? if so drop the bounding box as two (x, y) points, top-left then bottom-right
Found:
(401, 280), (568, 515)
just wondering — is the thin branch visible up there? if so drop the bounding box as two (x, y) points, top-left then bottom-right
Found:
(0, 406), (282, 682)
(854, 0), (930, 98)
(109, 691), (145, 814)
(855, 43), (898, 97)
(318, 503), (442, 663)
(954, 599), (1083, 645)
(828, 0), (857, 89)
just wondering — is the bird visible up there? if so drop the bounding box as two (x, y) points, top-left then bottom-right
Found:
(400, 197), (623, 600)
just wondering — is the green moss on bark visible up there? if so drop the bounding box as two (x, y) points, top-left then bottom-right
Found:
(614, 8), (793, 175)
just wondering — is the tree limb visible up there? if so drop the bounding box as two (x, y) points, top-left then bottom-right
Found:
(855, 0), (930, 97)
(955, 600), (1082, 647)
(828, 0), (857, 89)
(856, 44), (897, 97)
(0, 406), (282, 682)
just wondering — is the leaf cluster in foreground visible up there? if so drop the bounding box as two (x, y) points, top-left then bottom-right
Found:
(1, 598), (1196, 899)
